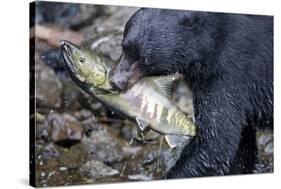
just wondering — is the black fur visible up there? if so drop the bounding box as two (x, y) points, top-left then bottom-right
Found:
(110, 8), (273, 178)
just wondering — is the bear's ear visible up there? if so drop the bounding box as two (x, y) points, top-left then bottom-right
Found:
(179, 13), (204, 30)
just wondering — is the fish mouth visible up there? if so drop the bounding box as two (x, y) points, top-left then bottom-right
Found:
(61, 40), (80, 79)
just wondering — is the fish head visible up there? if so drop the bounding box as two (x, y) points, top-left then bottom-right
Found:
(61, 40), (109, 89)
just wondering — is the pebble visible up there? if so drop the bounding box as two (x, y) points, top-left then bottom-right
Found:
(59, 167), (68, 172)
(80, 160), (119, 177)
(128, 174), (152, 181)
(41, 172), (46, 177)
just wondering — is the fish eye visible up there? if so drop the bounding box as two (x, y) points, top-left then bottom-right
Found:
(79, 57), (85, 63)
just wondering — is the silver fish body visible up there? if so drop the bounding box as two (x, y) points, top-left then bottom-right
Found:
(94, 77), (196, 137)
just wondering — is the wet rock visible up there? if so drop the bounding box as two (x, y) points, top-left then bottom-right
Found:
(41, 172), (46, 177)
(128, 174), (152, 181)
(141, 148), (167, 176)
(121, 122), (138, 141)
(70, 4), (105, 30)
(39, 48), (81, 110)
(36, 2), (80, 27)
(81, 6), (137, 35)
(89, 32), (123, 60)
(37, 143), (60, 160)
(36, 122), (49, 143)
(80, 118), (102, 137)
(35, 55), (63, 109)
(41, 48), (65, 73)
(47, 113), (84, 147)
(255, 130), (273, 172)
(141, 137), (189, 175)
(59, 166), (68, 172)
(74, 109), (94, 121)
(35, 112), (49, 142)
(142, 151), (158, 166)
(161, 148), (184, 173)
(257, 131), (273, 158)
(60, 78), (82, 110)
(100, 6), (138, 30)
(81, 160), (119, 178)
(264, 142), (273, 154)
(122, 146), (142, 156)
(84, 125), (127, 163)
(81, 6), (138, 60)
(82, 6), (139, 34)
(56, 142), (88, 169)
(77, 90), (104, 113)
(40, 47), (94, 112)
(35, 112), (46, 122)
(35, 141), (89, 187)
(36, 2), (101, 29)
(257, 132), (273, 147)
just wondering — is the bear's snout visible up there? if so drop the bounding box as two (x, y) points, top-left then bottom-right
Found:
(109, 77), (127, 91)
(110, 53), (144, 91)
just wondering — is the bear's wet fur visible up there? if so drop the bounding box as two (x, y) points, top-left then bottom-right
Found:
(110, 8), (273, 178)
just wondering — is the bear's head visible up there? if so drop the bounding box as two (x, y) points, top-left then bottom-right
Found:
(110, 8), (223, 90)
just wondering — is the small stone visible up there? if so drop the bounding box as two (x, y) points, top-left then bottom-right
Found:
(47, 113), (84, 147)
(142, 151), (158, 166)
(59, 167), (68, 171)
(80, 160), (119, 178)
(84, 126), (126, 163)
(41, 172), (46, 177)
(74, 109), (93, 120)
(264, 142), (273, 154)
(35, 55), (63, 108)
(128, 174), (152, 181)
(122, 146), (142, 155)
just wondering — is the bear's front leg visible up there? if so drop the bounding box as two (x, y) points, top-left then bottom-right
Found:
(166, 87), (252, 178)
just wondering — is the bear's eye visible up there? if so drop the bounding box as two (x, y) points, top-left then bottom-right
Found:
(122, 45), (139, 61)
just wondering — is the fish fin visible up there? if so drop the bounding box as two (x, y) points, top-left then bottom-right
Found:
(150, 73), (181, 98)
(136, 129), (156, 144)
(137, 129), (145, 139)
(136, 117), (149, 132)
(165, 135), (190, 149)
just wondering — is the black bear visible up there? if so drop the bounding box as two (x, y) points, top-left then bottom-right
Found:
(109, 8), (273, 178)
